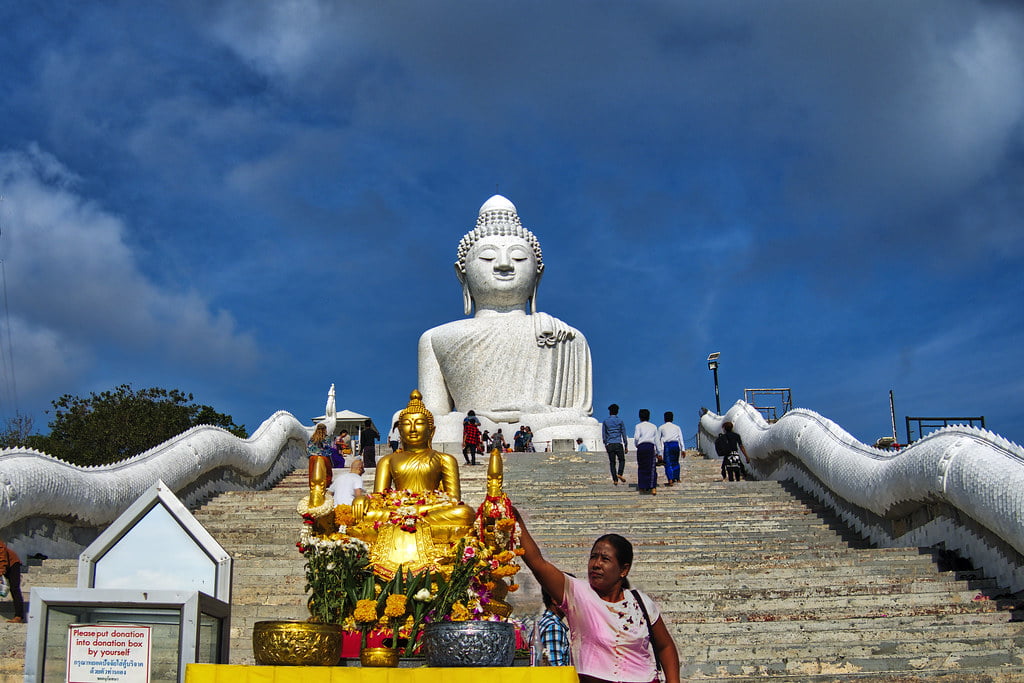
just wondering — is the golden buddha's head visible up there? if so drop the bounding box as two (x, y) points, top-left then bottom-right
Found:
(455, 195), (545, 315)
(397, 390), (435, 449)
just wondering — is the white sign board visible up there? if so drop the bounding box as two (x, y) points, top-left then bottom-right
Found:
(67, 625), (152, 683)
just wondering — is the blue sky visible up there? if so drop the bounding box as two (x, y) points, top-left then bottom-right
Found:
(1, 1), (1022, 447)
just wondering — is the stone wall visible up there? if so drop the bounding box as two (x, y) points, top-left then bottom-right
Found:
(0, 410), (310, 558)
(698, 401), (1024, 591)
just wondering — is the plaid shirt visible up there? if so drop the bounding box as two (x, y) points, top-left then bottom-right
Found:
(535, 609), (571, 666)
(463, 421), (481, 447)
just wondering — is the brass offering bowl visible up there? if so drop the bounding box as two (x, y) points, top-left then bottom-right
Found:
(252, 620), (341, 666)
(360, 646), (400, 667)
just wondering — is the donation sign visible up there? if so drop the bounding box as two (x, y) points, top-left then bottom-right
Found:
(67, 625), (152, 683)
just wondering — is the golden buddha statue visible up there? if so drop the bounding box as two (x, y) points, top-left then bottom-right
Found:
(346, 390), (478, 575)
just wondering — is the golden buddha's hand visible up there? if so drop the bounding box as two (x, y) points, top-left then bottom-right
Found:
(350, 493), (368, 521)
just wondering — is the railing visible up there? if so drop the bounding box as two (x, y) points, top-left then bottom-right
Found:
(743, 387), (793, 423)
(698, 401), (1024, 592)
(906, 415), (986, 444)
(0, 410), (310, 559)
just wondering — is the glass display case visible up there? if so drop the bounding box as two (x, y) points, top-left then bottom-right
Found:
(24, 481), (232, 683)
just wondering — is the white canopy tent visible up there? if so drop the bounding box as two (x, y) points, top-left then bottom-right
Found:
(312, 409), (376, 436)
(311, 385), (378, 437)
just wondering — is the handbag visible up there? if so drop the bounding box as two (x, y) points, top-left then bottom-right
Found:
(0, 576), (8, 598)
(631, 589), (662, 676)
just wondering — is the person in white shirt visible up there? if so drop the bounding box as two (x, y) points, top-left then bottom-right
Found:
(633, 409), (662, 495)
(329, 459), (365, 505)
(575, 438), (589, 452)
(387, 421), (401, 453)
(658, 412), (686, 487)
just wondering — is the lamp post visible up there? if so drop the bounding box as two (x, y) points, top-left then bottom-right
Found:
(707, 352), (721, 414)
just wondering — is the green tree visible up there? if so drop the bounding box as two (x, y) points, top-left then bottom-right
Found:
(31, 384), (247, 466)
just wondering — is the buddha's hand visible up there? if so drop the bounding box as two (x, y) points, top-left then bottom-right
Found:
(350, 493), (368, 521)
(418, 501), (446, 514)
(533, 312), (577, 347)
(483, 409), (522, 422)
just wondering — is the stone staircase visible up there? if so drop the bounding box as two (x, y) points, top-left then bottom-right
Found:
(4, 451), (1023, 681)
(504, 453), (1024, 680)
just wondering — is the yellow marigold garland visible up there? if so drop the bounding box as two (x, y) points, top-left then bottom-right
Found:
(354, 599), (378, 624)
(490, 564), (520, 578)
(335, 504), (355, 527)
(450, 602), (470, 622)
(384, 594), (407, 619)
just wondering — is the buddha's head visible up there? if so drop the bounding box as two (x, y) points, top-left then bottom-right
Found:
(455, 195), (545, 315)
(398, 390), (435, 449)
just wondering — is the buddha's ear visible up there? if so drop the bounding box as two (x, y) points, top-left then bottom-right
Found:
(455, 264), (473, 316)
(530, 266), (543, 314)
(462, 283), (474, 316)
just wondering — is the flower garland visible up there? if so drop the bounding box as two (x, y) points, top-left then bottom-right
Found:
(297, 492), (335, 519)
(476, 492), (521, 550)
(363, 489), (457, 533)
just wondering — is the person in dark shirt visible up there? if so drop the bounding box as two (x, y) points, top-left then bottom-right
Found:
(514, 426), (528, 452)
(359, 419), (379, 468)
(714, 421), (749, 480)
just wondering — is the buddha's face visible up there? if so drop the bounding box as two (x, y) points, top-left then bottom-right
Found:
(464, 235), (538, 310)
(399, 412), (434, 449)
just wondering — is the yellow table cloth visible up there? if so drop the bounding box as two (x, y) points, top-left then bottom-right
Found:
(186, 664), (576, 683)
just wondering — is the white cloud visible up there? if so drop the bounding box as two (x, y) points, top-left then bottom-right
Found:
(206, 0), (353, 81)
(0, 145), (260, 406)
(0, 315), (90, 406)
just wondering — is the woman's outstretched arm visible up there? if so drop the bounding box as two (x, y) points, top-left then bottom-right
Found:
(513, 507), (566, 605)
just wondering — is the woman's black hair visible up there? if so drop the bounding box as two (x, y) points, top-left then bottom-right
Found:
(593, 533), (634, 588)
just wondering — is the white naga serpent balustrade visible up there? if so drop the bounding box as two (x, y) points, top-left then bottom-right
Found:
(699, 401), (1024, 592)
(0, 411), (310, 559)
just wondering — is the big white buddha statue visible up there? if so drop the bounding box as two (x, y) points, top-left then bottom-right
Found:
(418, 195), (599, 445)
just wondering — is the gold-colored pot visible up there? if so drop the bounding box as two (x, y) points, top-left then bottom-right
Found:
(252, 620), (341, 666)
(484, 598), (513, 618)
(360, 646), (400, 667)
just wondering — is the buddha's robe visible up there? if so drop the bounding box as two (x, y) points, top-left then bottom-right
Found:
(418, 312), (593, 424)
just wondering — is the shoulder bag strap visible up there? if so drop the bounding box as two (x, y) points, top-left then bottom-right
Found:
(631, 589), (662, 672)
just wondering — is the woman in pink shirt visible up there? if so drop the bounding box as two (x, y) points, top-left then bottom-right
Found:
(515, 509), (680, 683)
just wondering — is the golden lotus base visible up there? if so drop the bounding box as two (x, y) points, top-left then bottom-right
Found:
(360, 646), (400, 667)
(252, 620), (341, 666)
